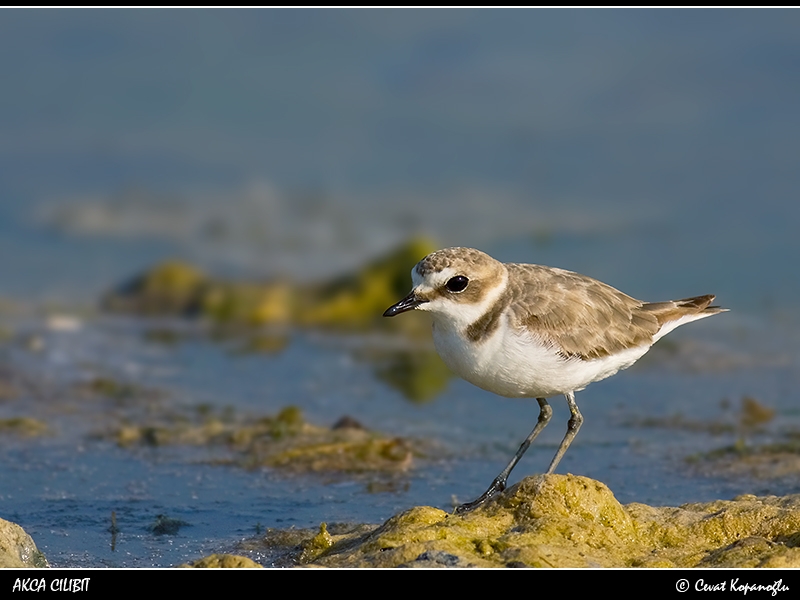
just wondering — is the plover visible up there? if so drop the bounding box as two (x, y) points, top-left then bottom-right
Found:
(383, 247), (726, 512)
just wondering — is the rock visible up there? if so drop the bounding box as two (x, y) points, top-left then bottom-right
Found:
(180, 553), (262, 568)
(102, 237), (437, 330)
(0, 518), (49, 568)
(273, 474), (800, 568)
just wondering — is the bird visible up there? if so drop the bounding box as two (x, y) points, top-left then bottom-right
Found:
(383, 247), (726, 513)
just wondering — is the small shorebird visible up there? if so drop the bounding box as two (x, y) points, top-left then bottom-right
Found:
(384, 247), (726, 513)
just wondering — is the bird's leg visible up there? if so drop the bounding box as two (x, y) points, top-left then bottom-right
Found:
(455, 398), (552, 514)
(544, 390), (583, 476)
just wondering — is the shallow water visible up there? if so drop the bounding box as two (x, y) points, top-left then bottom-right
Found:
(0, 306), (797, 567)
(1, 10), (800, 567)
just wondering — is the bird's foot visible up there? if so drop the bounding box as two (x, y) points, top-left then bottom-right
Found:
(454, 477), (506, 514)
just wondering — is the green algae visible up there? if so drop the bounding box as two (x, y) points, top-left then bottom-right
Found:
(368, 347), (452, 403)
(625, 394), (800, 482)
(103, 237), (437, 330)
(0, 517), (49, 568)
(296, 237), (435, 329)
(83, 377), (147, 402)
(150, 514), (191, 536)
(103, 260), (208, 315)
(234, 522), (377, 567)
(200, 280), (294, 326)
(180, 553), (263, 568)
(0, 417), (48, 437)
(689, 436), (800, 481)
(628, 395), (776, 436)
(298, 523), (335, 563)
(68, 371), (420, 478)
(108, 404), (417, 476)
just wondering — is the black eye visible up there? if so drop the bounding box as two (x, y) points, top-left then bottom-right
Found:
(445, 275), (469, 293)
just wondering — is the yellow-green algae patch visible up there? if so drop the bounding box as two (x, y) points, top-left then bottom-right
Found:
(688, 435), (800, 481)
(74, 373), (419, 478)
(107, 405), (417, 476)
(0, 517), (49, 568)
(627, 395), (776, 436)
(104, 260), (208, 316)
(366, 347), (452, 403)
(103, 237), (437, 331)
(294, 237), (434, 329)
(0, 417), (49, 437)
(628, 395), (800, 482)
(180, 553), (263, 568)
(238, 474), (800, 568)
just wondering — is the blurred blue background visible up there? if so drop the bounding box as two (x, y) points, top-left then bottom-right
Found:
(1, 8), (800, 567)
(1, 8), (798, 314)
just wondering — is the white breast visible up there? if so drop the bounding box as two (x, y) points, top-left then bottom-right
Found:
(432, 313), (651, 399)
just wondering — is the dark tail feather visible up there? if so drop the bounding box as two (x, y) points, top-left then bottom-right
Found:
(642, 294), (728, 327)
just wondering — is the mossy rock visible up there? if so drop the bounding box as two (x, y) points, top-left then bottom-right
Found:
(109, 405), (417, 476)
(102, 237), (437, 331)
(0, 417), (48, 437)
(0, 518), (49, 568)
(254, 474), (800, 568)
(103, 260), (207, 315)
(180, 553), (262, 568)
(297, 237), (436, 328)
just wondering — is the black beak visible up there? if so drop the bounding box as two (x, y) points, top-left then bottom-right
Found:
(383, 291), (427, 317)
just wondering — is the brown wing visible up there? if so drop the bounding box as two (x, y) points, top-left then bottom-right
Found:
(506, 264), (660, 360)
